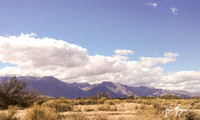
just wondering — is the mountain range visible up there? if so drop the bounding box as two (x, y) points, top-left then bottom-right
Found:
(0, 76), (197, 98)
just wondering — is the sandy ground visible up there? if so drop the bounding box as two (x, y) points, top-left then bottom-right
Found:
(0, 102), (140, 120)
(1, 102), (199, 120)
(61, 103), (140, 119)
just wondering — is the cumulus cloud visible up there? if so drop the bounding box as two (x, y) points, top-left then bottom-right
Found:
(0, 33), (199, 92)
(140, 52), (178, 68)
(170, 7), (178, 15)
(114, 49), (133, 55)
(146, 2), (157, 8)
(0, 33), (89, 69)
(159, 71), (200, 92)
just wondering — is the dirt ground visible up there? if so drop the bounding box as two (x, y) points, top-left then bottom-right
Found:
(61, 103), (140, 119)
(1, 102), (140, 120)
(1, 102), (199, 120)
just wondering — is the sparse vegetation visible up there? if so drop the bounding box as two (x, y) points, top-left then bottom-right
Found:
(0, 106), (18, 120)
(0, 77), (39, 109)
(84, 108), (94, 111)
(0, 81), (200, 120)
(42, 98), (73, 112)
(24, 104), (62, 120)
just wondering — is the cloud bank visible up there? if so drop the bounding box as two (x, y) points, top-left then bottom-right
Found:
(0, 33), (199, 92)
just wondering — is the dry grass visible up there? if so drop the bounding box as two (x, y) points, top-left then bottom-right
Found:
(0, 106), (18, 120)
(0, 98), (200, 120)
(23, 103), (62, 120)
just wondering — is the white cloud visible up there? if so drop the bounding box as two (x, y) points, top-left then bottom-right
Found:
(0, 33), (89, 69)
(170, 7), (178, 15)
(159, 71), (200, 92)
(147, 2), (157, 8)
(140, 52), (178, 68)
(114, 49), (133, 55)
(0, 33), (199, 92)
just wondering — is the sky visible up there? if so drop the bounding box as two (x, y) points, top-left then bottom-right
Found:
(0, 0), (200, 92)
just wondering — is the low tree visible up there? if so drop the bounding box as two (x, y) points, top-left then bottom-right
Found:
(93, 92), (110, 99)
(160, 95), (181, 99)
(126, 93), (136, 99)
(140, 95), (150, 99)
(0, 76), (39, 109)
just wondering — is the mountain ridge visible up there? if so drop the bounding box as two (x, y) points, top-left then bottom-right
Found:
(0, 76), (197, 98)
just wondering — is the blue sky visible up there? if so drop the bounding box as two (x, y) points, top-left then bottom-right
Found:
(0, 0), (199, 72)
(0, 0), (200, 91)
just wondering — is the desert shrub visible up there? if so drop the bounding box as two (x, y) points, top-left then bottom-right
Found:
(98, 106), (106, 111)
(195, 104), (200, 109)
(136, 100), (142, 104)
(0, 77), (39, 109)
(73, 100), (83, 105)
(140, 104), (146, 110)
(98, 104), (110, 111)
(72, 99), (98, 105)
(185, 111), (200, 120)
(106, 100), (115, 105)
(93, 115), (108, 120)
(0, 106), (18, 120)
(84, 108), (94, 111)
(160, 95), (181, 99)
(24, 104), (61, 120)
(191, 100), (200, 106)
(97, 97), (107, 104)
(140, 95), (151, 99)
(92, 92), (110, 99)
(109, 101), (115, 105)
(64, 113), (88, 120)
(125, 99), (136, 103)
(113, 99), (121, 104)
(135, 106), (139, 110)
(42, 100), (73, 112)
(110, 105), (117, 111)
(153, 103), (166, 111)
(105, 104), (110, 111)
(83, 99), (98, 105)
(177, 101), (182, 104)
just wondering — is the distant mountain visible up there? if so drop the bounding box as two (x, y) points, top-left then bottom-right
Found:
(71, 82), (193, 98)
(0, 76), (195, 98)
(192, 91), (200, 96)
(0, 76), (86, 98)
(126, 86), (193, 98)
(27, 76), (87, 98)
(71, 82), (97, 91)
(86, 82), (133, 98)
